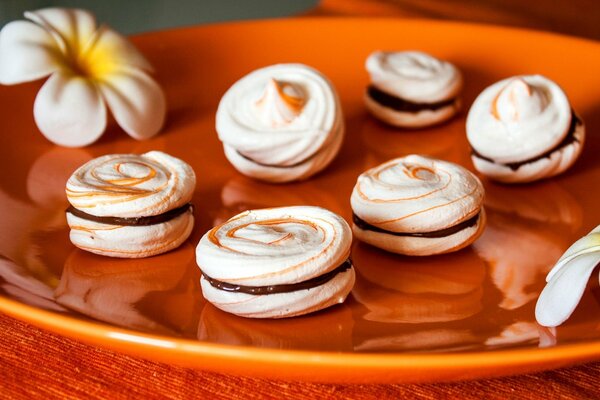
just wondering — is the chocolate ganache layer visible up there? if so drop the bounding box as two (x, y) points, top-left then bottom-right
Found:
(202, 259), (352, 295)
(367, 85), (457, 112)
(471, 110), (582, 171)
(353, 212), (480, 238)
(66, 203), (193, 226)
(236, 149), (319, 169)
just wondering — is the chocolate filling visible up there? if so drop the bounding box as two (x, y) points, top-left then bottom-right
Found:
(66, 203), (193, 226)
(236, 150), (317, 169)
(353, 212), (480, 238)
(202, 259), (352, 295)
(471, 110), (582, 171)
(367, 85), (457, 112)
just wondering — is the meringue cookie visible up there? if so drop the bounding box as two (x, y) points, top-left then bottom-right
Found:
(216, 63), (344, 183)
(350, 155), (485, 255)
(365, 51), (462, 128)
(196, 206), (354, 318)
(65, 151), (196, 258)
(467, 75), (585, 183)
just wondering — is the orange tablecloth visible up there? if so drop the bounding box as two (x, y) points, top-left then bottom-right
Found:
(1, 314), (599, 398)
(2, 1), (600, 398)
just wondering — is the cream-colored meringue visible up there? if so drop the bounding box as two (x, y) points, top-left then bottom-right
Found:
(67, 210), (194, 258)
(354, 210), (486, 256)
(470, 119), (584, 183)
(66, 151), (195, 218)
(65, 151), (196, 258)
(196, 206), (354, 318)
(351, 155), (485, 255)
(364, 94), (460, 128)
(200, 269), (355, 319)
(254, 79), (305, 127)
(366, 51), (462, 103)
(216, 63), (344, 183)
(467, 75), (584, 183)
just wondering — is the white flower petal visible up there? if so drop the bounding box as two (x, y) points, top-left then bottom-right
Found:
(24, 8), (96, 55)
(84, 26), (152, 72)
(98, 69), (165, 140)
(535, 252), (600, 327)
(0, 20), (59, 84)
(34, 72), (106, 147)
(547, 227), (600, 282)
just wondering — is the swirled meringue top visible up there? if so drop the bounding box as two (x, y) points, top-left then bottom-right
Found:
(351, 155), (484, 232)
(66, 151), (195, 218)
(196, 206), (352, 286)
(467, 75), (572, 163)
(216, 63), (341, 166)
(366, 51), (462, 103)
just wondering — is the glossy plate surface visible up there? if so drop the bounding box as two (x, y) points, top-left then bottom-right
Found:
(1, 18), (600, 383)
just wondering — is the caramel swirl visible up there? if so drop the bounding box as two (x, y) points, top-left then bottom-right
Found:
(196, 206), (352, 287)
(216, 63), (344, 182)
(351, 155), (484, 233)
(66, 151), (195, 218)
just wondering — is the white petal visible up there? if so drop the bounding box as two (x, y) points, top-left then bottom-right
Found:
(83, 26), (152, 72)
(547, 228), (600, 282)
(24, 8), (96, 55)
(535, 252), (600, 327)
(0, 20), (59, 84)
(98, 69), (165, 140)
(34, 72), (106, 147)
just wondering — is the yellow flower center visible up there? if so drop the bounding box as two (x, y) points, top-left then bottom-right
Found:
(59, 28), (117, 80)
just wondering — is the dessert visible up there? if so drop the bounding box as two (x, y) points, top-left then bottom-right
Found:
(216, 63), (344, 183)
(365, 51), (463, 128)
(196, 206), (354, 318)
(65, 151), (195, 258)
(535, 225), (600, 327)
(350, 155), (485, 255)
(467, 75), (585, 183)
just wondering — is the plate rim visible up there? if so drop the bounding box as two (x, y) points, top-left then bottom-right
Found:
(2, 293), (600, 369)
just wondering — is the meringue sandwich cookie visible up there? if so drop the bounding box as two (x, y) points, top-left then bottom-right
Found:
(66, 151), (196, 258)
(196, 206), (355, 318)
(365, 51), (463, 128)
(216, 63), (344, 183)
(467, 75), (585, 183)
(351, 155), (486, 256)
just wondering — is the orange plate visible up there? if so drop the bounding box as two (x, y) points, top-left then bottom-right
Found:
(1, 18), (600, 384)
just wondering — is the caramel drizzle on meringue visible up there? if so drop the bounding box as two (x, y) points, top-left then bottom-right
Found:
(491, 78), (533, 121)
(67, 156), (181, 215)
(374, 185), (480, 227)
(355, 158), (481, 226)
(358, 162), (451, 202)
(254, 79), (305, 127)
(205, 213), (346, 283)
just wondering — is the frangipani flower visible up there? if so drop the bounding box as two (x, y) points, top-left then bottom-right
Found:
(0, 8), (166, 147)
(535, 225), (600, 327)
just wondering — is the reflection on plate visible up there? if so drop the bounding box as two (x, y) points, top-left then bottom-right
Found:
(198, 303), (354, 351)
(56, 246), (202, 335)
(1, 18), (600, 383)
